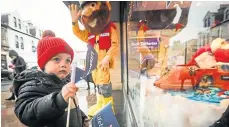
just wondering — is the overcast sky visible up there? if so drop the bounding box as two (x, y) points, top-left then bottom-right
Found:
(1, 0), (229, 49)
(1, 0), (87, 51)
(170, 1), (229, 44)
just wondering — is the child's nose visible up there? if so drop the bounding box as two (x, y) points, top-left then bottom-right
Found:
(60, 60), (67, 68)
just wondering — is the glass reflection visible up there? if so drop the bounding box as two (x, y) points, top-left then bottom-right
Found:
(126, 1), (229, 127)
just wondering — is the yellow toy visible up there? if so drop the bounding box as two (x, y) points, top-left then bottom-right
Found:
(69, 1), (119, 118)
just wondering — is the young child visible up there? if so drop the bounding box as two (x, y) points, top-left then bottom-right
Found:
(14, 30), (89, 127)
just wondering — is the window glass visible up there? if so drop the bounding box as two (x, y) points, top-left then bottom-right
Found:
(15, 35), (19, 48)
(14, 17), (17, 27)
(20, 37), (24, 49)
(18, 19), (21, 29)
(226, 10), (229, 19)
(26, 26), (28, 33)
(32, 41), (36, 52)
(126, 2), (229, 127)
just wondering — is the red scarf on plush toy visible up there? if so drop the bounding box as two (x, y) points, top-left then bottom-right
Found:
(88, 22), (116, 50)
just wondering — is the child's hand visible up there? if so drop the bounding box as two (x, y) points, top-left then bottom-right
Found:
(61, 82), (79, 103)
(9, 64), (15, 69)
(68, 4), (82, 23)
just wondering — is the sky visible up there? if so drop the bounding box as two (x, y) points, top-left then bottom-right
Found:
(1, 0), (87, 51)
(170, 1), (229, 44)
(1, 0), (229, 49)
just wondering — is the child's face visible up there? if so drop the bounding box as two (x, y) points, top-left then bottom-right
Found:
(44, 53), (72, 80)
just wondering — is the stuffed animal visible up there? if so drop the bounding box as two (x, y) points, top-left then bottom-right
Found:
(68, 1), (118, 118)
(187, 38), (229, 67)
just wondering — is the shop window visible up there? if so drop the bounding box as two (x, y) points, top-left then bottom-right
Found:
(124, 1), (229, 127)
(15, 35), (19, 48)
(14, 17), (17, 27)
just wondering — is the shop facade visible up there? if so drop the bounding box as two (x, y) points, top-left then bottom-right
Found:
(116, 1), (229, 127)
(68, 1), (229, 126)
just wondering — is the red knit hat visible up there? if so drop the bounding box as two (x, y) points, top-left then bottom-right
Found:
(37, 30), (74, 69)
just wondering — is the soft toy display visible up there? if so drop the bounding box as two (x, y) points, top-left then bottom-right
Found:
(155, 38), (229, 91)
(187, 38), (229, 67)
(187, 38), (229, 90)
(68, 1), (118, 118)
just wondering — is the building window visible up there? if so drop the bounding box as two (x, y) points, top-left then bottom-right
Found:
(226, 10), (229, 20)
(208, 17), (211, 27)
(204, 19), (207, 27)
(20, 37), (24, 49)
(166, 1), (171, 8)
(15, 35), (19, 48)
(1, 55), (7, 69)
(39, 30), (42, 37)
(1, 28), (7, 46)
(14, 17), (17, 27)
(18, 19), (21, 29)
(26, 26), (28, 33)
(32, 41), (36, 52)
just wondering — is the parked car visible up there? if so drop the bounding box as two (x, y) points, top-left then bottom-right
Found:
(1, 67), (13, 80)
(30, 66), (38, 70)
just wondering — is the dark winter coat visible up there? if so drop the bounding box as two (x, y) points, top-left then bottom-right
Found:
(14, 69), (88, 127)
(210, 105), (229, 127)
(9, 50), (26, 74)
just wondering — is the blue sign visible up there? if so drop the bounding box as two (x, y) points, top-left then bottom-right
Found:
(72, 44), (98, 83)
(91, 102), (120, 127)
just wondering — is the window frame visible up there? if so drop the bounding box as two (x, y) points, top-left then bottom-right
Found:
(20, 37), (24, 49)
(208, 17), (211, 27)
(226, 10), (229, 20)
(18, 19), (21, 29)
(26, 26), (28, 33)
(32, 41), (36, 52)
(15, 35), (19, 48)
(14, 17), (17, 27)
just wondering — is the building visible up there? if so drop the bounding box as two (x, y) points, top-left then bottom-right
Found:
(184, 39), (198, 64)
(198, 4), (229, 48)
(167, 41), (185, 66)
(72, 50), (87, 69)
(1, 11), (42, 69)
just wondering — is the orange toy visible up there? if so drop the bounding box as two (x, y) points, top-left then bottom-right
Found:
(154, 65), (229, 90)
(154, 65), (197, 90)
(155, 38), (229, 90)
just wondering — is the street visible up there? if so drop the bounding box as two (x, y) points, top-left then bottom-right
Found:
(1, 79), (13, 92)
